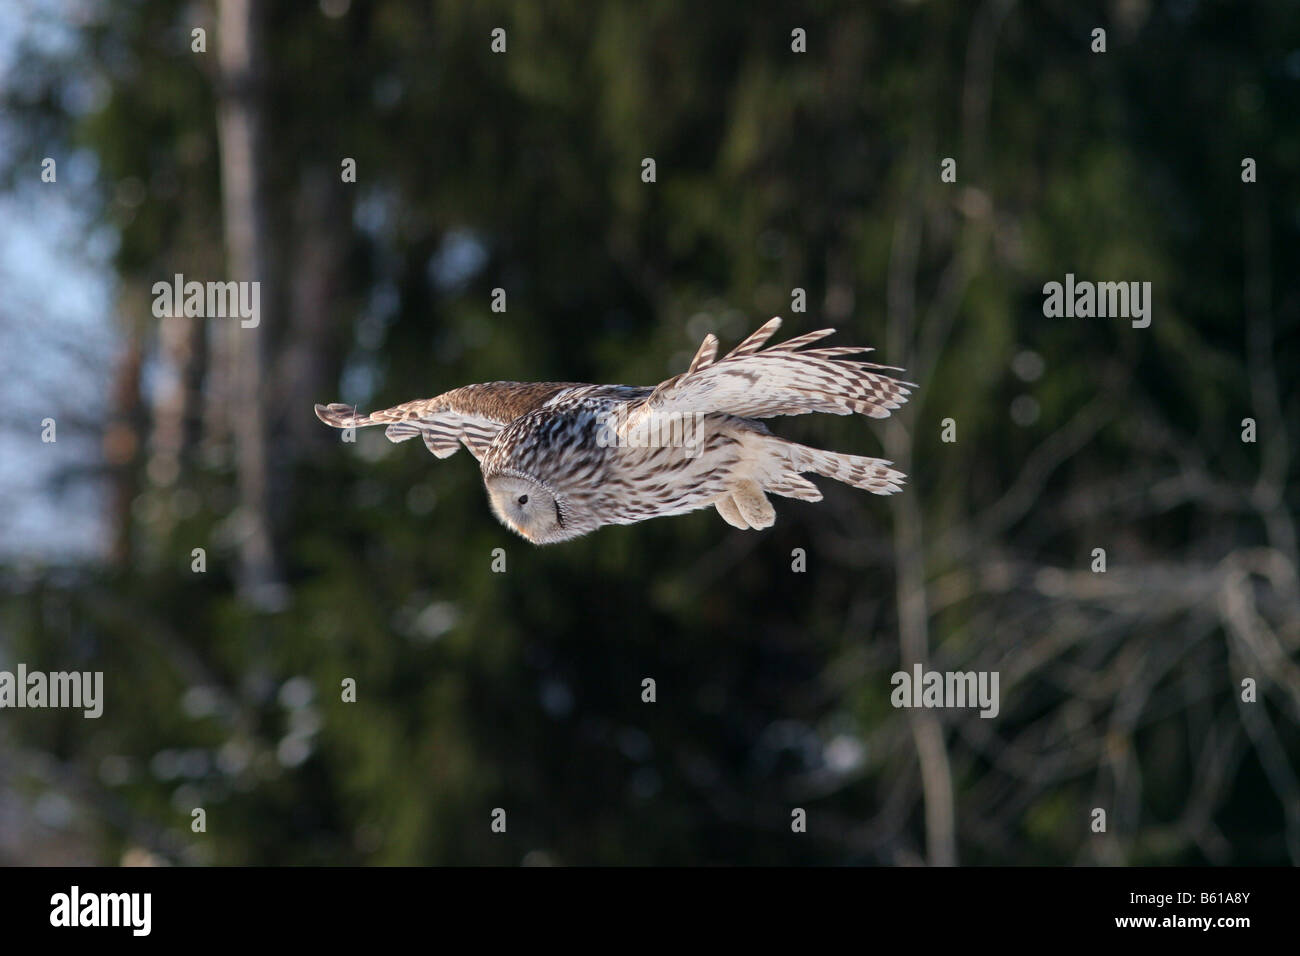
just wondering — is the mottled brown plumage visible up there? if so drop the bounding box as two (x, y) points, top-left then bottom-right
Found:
(315, 318), (912, 543)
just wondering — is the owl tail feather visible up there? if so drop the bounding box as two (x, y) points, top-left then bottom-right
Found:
(782, 441), (906, 496)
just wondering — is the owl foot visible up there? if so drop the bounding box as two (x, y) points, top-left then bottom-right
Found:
(714, 480), (775, 530)
(714, 494), (750, 529)
(732, 480), (775, 529)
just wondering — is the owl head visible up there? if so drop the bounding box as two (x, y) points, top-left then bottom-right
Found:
(485, 471), (572, 544)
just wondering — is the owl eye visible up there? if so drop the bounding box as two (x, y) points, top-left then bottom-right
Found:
(518, 494), (529, 505)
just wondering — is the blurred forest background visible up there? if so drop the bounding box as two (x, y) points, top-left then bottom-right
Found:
(1, 0), (1298, 866)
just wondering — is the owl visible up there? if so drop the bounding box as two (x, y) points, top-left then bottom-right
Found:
(315, 318), (911, 544)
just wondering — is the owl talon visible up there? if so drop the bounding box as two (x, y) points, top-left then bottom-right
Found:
(731, 480), (775, 529)
(714, 495), (750, 530)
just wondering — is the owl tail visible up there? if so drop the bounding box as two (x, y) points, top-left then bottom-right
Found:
(717, 436), (904, 529)
(779, 441), (906, 496)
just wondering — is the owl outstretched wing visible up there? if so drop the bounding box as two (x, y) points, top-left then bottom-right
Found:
(315, 381), (579, 461)
(619, 317), (912, 434)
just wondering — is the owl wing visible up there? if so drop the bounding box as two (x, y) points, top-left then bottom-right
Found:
(315, 381), (580, 461)
(619, 318), (912, 432)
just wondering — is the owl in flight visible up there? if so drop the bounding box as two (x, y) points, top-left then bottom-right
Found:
(316, 318), (911, 544)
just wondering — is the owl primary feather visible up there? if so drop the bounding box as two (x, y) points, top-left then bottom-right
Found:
(315, 318), (912, 544)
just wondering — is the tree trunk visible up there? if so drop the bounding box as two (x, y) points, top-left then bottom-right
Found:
(216, 0), (284, 608)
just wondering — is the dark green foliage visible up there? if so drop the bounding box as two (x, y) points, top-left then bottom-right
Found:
(2, 1), (1297, 865)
